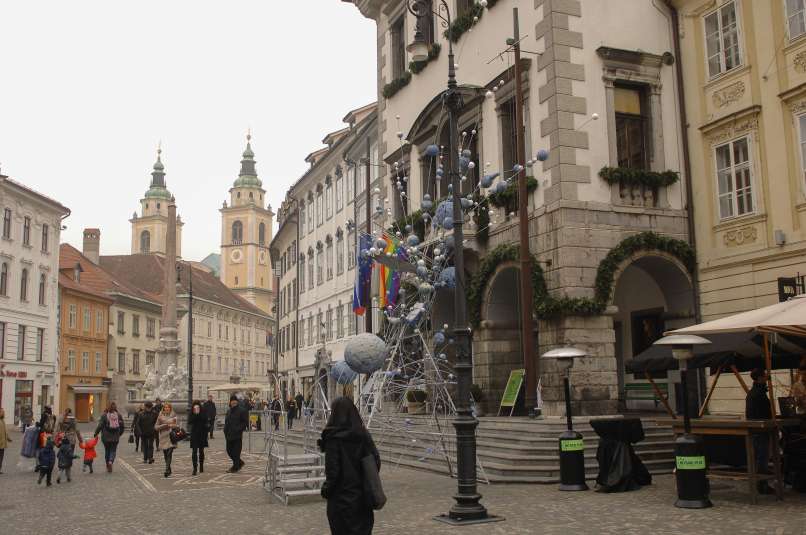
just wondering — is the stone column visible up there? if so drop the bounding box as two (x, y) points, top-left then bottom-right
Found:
(158, 197), (180, 375)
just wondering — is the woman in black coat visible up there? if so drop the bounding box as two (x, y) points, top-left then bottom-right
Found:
(188, 400), (209, 475)
(319, 397), (380, 535)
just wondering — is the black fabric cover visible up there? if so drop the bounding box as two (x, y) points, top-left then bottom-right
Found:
(591, 418), (651, 493)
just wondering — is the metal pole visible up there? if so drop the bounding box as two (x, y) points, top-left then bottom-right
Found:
(512, 7), (538, 418)
(681, 363), (691, 435)
(187, 264), (193, 413)
(563, 373), (573, 432)
(365, 137), (373, 335)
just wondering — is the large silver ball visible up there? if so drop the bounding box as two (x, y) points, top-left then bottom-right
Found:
(344, 333), (388, 374)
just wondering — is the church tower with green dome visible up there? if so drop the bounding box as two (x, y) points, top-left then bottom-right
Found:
(220, 133), (274, 314)
(130, 147), (183, 256)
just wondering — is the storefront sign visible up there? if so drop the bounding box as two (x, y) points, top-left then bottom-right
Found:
(676, 455), (706, 470)
(561, 439), (584, 452)
(499, 369), (525, 410)
(2, 370), (28, 378)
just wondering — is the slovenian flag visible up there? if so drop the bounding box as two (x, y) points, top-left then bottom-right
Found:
(353, 233), (373, 315)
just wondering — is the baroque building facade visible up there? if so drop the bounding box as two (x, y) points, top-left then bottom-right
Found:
(0, 174), (69, 424)
(348, 0), (698, 415)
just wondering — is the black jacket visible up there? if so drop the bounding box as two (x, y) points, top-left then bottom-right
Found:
(188, 410), (209, 448)
(132, 411), (142, 437)
(203, 400), (217, 420)
(57, 441), (75, 469)
(319, 427), (381, 507)
(746, 382), (773, 420)
(137, 409), (158, 438)
(223, 404), (248, 440)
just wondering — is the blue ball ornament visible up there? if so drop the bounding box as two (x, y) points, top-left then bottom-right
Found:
(536, 149), (549, 162)
(330, 360), (358, 385)
(442, 216), (454, 230)
(433, 332), (446, 345)
(438, 267), (456, 289)
(425, 144), (440, 157)
(406, 234), (420, 247)
(461, 149), (472, 158)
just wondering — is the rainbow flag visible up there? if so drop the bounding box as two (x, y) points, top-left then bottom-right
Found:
(379, 237), (407, 309)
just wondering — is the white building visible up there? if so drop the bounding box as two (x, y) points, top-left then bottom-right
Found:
(271, 103), (382, 399)
(0, 174), (70, 424)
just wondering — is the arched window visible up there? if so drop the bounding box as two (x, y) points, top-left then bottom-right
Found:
(140, 230), (151, 253)
(38, 273), (46, 305)
(20, 268), (28, 301)
(336, 229), (344, 275)
(232, 220), (243, 244)
(259, 222), (266, 246)
(0, 262), (7, 296)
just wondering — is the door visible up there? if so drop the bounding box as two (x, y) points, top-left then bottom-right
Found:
(75, 394), (90, 422)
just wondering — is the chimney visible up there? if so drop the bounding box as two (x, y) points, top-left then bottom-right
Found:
(83, 228), (100, 264)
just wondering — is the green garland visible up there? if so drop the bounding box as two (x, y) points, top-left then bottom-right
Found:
(409, 43), (441, 75)
(487, 176), (538, 210)
(444, 0), (499, 43)
(382, 71), (412, 99)
(599, 167), (680, 189)
(467, 231), (696, 326)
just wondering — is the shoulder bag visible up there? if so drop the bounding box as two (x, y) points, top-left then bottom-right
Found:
(360, 438), (386, 510)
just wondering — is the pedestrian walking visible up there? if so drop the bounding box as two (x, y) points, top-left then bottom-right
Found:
(138, 401), (158, 464)
(131, 405), (143, 452)
(287, 397), (297, 430)
(36, 436), (56, 486)
(320, 396), (381, 535)
(203, 394), (217, 439)
(20, 404), (33, 432)
(295, 392), (305, 420)
(79, 436), (98, 473)
(37, 406), (56, 434)
(270, 395), (281, 431)
(58, 409), (83, 448)
(56, 435), (76, 484)
(224, 395), (248, 473)
(0, 408), (11, 474)
(94, 402), (125, 473)
(188, 400), (208, 476)
(156, 403), (178, 478)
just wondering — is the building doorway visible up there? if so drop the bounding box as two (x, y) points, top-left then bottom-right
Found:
(14, 379), (33, 426)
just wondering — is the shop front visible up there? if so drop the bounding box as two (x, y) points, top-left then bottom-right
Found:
(66, 384), (108, 423)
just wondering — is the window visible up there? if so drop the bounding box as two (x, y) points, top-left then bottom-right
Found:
(217, 356), (222, 373)
(316, 246), (324, 285)
(307, 250), (314, 289)
(615, 85), (648, 170)
(336, 171), (344, 212)
(22, 217), (31, 246)
(132, 350), (140, 375)
(2, 208), (10, 239)
(20, 268), (28, 301)
(147, 317), (156, 338)
(17, 325), (25, 360)
(69, 304), (77, 329)
(96, 310), (103, 333)
(347, 166), (355, 204)
(316, 188), (323, 226)
(259, 222), (266, 246)
(326, 238), (334, 280)
(326, 179), (334, 219)
(116, 311), (124, 334)
(38, 274), (46, 305)
(390, 15), (406, 79)
(0, 322), (4, 357)
(336, 232), (344, 275)
(715, 137), (754, 219)
(130, 314), (139, 336)
(326, 307), (333, 340)
(300, 256), (306, 292)
(300, 203), (306, 231)
(0, 262), (7, 296)
(207, 321), (212, 337)
(218, 323), (222, 339)
(41, 224), (49, 252)
(140, 230), (150, 253)
(307, 198), (314, 233)
(117, 349), (125, 372)
(299, 320), (305, 347)
(348, 232), (356, 270)
(36, 328), (44, 361)
(307, 315), (313, 346)
(83, 306), (91, 332)
(799, 114), (806, 187)
(317, 310), (323, 342)
(81, 351), (89, 371)
(207, 355), (211, 373)
(68, 350), (76, 371)
(95, 351), (102, 373)
(337, 303), (344, 338)
(705, 1), (741, 78)
(146, 351), (155, 367)
(345, 303), (352, 336)
(232, 220), (243, 244)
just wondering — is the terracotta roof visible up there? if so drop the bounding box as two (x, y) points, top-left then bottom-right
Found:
(58, 244), (159, 305)
(99, 254), (269, 318)
(57, 272), (112, 302)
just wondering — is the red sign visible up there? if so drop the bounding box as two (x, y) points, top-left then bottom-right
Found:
(2, 370), (27, 378)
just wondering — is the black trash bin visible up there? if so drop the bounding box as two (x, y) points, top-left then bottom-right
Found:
(590, 418), (652, 492)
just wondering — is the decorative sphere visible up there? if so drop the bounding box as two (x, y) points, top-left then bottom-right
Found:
(344, 333), (388, 374)
(424, 144), (439, 157)
(438, 267), (456, 289)
(406, 234), (420, 247)
(418, 283), (434, 298)
(468, 161), (475, 169)
(404, 224), (413, 232)
(433, 200), (453, 228)
(480, 0), (488, 7)
(442, 216), (454, 230)
(433, 248), (441, 256)
(433, 332), (446, 345)
(536, 149), (549, 161)
(375, 238), (387, 250)
(485, 90), (494, 99)
(331, 360), (358, 385)
(416, 265), (429, 278)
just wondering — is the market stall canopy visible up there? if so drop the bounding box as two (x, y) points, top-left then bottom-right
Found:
(207, 382), (266, 393)
(668, 295), (806, 337)
(626, 332), (804, 374)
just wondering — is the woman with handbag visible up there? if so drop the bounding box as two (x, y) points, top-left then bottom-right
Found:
(319, 397), (382, 535)
(188, 400), (208, 476)
(155, 403), (178, 478)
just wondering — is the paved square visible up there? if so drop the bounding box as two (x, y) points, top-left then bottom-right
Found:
(2, 426), (805, 535)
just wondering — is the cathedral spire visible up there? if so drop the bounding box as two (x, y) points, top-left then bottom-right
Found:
(234, 131), (262, 188)
(145, 143), (172, 200)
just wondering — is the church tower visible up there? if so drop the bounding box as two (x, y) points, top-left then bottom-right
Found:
(220, 134), (274, 314)
(130, 147), (183, 256)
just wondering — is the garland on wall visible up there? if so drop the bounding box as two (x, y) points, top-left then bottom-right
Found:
(444, 0), (500, 43)
(467, 231), (696, 327)
(382, 71), (412, 99)
(487, 176), (538, 211)
(599, 167), (680, 189)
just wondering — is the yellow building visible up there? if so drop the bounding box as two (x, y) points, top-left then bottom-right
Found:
(130, 148), (183, 257)
(673, 0), (806, 412)
(58, 244), (112, 422)
(220, 135), (274, 315)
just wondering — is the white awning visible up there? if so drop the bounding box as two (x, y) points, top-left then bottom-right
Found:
(69, 385), (108, 394)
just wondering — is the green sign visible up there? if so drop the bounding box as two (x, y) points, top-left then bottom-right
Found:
(561, 439), (584, 452)
(676, 456), (706, 470)
(499, 369), (525, 408)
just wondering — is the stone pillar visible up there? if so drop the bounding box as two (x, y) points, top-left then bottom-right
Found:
(158, 198), (180, 375)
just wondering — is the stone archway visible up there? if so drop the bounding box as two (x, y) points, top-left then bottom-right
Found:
(611, 251), (694, 411)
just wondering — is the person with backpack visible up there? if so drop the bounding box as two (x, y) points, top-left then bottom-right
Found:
(56, 435), (76, 483)
(36, 436), (56, 486)
(319, 397), (382, 535)
(94, 402), (125, 472)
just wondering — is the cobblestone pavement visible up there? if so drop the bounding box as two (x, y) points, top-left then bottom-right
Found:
(2, 425), (806, 535)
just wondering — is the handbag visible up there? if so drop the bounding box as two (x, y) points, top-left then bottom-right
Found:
(360, 441), (386, 511)
(128, 434), (135, 444)
(169, 428), (187, 444)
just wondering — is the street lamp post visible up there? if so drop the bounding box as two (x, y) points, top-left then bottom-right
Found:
(542, 347), (588, 491)
(407, 0), (501, 525)
(177, 261), (193, 414)
(653, 334), (712, 509)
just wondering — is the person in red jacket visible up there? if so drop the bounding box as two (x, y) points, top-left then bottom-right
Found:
(79, 436), (99, 474)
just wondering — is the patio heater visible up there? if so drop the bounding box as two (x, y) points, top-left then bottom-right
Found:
(542, 347), (588, 491)
(653, 334), (712, 509)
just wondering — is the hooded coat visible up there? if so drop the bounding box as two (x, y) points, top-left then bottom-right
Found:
(57, 440), (75, 469)
(319, 427), (381, 535)
(223, 403), (248, 441)
(37, 443), (55, 469)
(188, 409), (209, 449)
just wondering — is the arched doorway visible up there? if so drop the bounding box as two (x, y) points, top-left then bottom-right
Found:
(612, 252), (694, 411)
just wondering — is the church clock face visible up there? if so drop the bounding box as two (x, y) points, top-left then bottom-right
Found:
(230, 249), (243, 263)
(258, 250), (267, 265)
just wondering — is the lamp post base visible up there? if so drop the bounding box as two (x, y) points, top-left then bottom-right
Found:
(434, 510), (505, 526)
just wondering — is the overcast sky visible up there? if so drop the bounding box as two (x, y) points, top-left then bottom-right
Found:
(0, 0), (376, 261)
